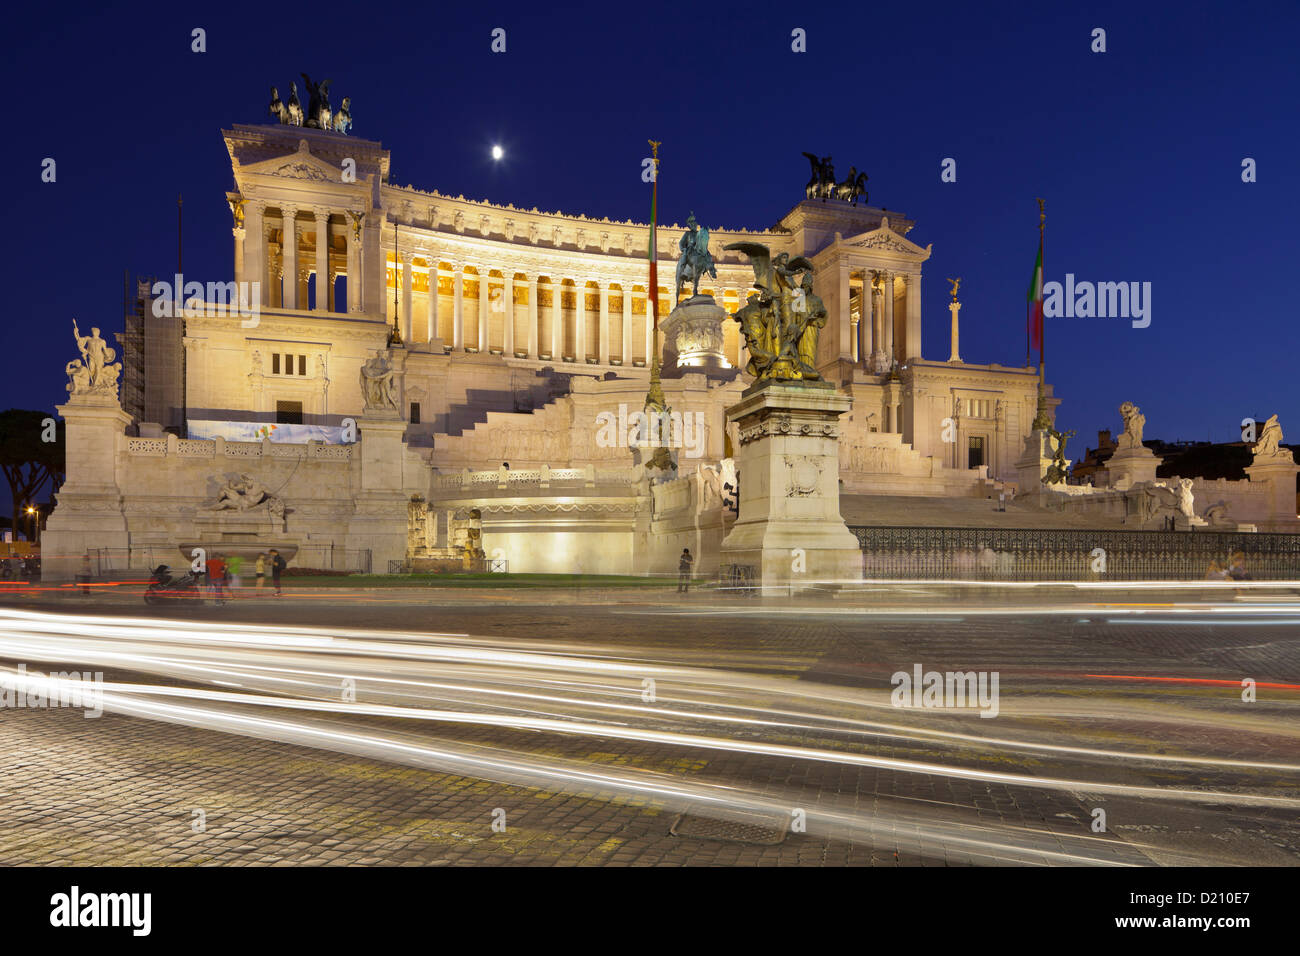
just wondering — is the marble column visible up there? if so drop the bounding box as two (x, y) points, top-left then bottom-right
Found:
(527, 276), (539, 359)
(344, 228), (358, 312)
(949, 300), (962, 363)
(400, 251), (414, 342)
(281, 206), (298, 310)
(621, 283), (632, 366)
(426, 259), (439, 345)
(883, 272), (895, 365)
(905, 273), (921, 362)
(575, 281), (587, 361)
(452, 263), (464, 351)
(870, 274), (885, 371)
(598, 280), (610, 365)
(551, 279), (564, 360)
(268, 255), (282, 309)
(244, 202), (265, 305)
(477, 270), (489, 352)
(313, 208), (330, 313)
(348, 218), (360, 313)
(232, 227), (245, 289)
(265, 231), (278, 308)
(860, 270), (874, 360)
(502, 272), (515, 357)
(836, 262), (852, 362)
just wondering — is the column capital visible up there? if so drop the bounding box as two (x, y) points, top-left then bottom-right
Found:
(399, 250), (414, 266)
(312, 205), (330, 221)
(280, 203), (298, 218)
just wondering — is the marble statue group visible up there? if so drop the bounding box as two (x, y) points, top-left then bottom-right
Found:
(1117, 401), (1146, 450)
(360, 355), (398, 410)
(65, 319), (121, 397)
(210, 474), (285, 518)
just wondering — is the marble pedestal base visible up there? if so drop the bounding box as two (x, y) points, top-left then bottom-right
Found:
(661, 295), (729, 373)
(1105, 444), (1161, 489)
(719, 381), (862, 587)
(1245, 457), (1300, 531)
(1015, 429), (1071, 497)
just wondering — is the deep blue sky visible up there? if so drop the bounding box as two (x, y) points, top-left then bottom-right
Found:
(4, 0), (1297, 451)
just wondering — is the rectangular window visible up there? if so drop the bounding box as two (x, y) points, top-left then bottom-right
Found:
(409, 402), (421, 425)
(276, 401), (303, 425)
(299, 354), (307, 376)
(968, 436), (986, 469)
(272, 353), (280, 375)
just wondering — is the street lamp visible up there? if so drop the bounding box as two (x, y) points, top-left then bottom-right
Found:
(25, 506), (38, 549)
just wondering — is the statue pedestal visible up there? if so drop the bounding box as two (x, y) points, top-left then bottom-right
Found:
(1245, 456), (1300, 531)
(346, 412), (411, 573)
(1015, 429), (1070, 496)
(192, 507), (287, 539)
(718, 380), (861, 587)
(1105, 444), (1161, 490)
(41, 397), (133, 581)
(660, 295), (730, 374)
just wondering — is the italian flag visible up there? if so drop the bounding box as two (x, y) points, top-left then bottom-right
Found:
(1026, 237), (1043, 353)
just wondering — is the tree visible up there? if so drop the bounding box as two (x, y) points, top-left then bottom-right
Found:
(0, 409), (64, 541)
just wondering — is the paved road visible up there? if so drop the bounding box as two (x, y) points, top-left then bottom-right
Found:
(1, 585), (1297, 866)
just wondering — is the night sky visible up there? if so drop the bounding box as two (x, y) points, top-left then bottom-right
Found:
(5, 0), (1297, 454)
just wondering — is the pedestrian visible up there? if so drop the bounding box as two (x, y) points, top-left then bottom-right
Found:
(255, 552), (266, 591)
(269, 548), (286, 596)
(1227, 551), (1251, 581)
(207, 552), (227, 605)
(227, 553), (244, 597)
(678, 548), (694, 593)
(1205, 560), (1229, 581)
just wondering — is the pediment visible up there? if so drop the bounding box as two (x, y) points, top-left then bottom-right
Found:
(843, 217), (932, 259)
(237, 139), (341, 183)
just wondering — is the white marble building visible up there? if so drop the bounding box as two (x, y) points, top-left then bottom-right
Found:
(44, 122), (1063, 578)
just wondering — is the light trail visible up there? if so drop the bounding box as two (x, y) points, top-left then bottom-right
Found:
(1, 606), (1297, 865)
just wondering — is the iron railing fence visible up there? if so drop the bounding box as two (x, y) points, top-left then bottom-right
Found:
(715, 563), (759, 595)
(850, 526), (1300, 582)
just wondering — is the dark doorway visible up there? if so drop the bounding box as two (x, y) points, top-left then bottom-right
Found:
(276, 401), (303, 425)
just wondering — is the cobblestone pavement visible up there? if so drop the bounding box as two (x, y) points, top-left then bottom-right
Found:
(1, 586), (1297, 866)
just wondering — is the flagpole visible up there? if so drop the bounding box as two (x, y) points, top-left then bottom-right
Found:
(1031, 198), (1050, 430)
(645, 139), (664, 410)
(644, 140), (672, 472)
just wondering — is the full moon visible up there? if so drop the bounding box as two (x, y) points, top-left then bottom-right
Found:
(491, 145), (503, 160)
